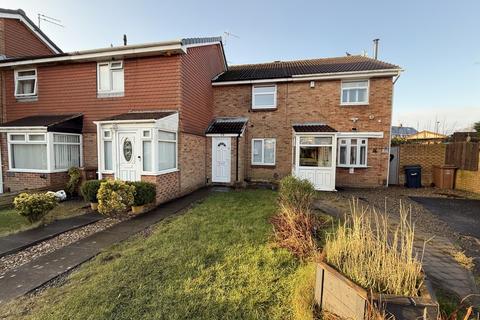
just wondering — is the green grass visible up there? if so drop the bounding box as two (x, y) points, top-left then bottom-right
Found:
(0, 190), (315, 320)
(0, 199), (88, 237)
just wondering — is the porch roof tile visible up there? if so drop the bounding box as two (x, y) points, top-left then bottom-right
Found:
(0, 114), (83, 133)
(293, 124), (337, 133)
(98, 111), (176, 122)
(205, 117), (248, 135)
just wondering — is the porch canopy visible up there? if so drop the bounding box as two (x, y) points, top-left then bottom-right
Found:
(293, 123), (336, 133)
(205, 117), (248, 136)
(0, 114), (83, 133)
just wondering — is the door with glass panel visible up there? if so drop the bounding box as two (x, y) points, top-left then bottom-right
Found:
(117, 131), (140, 181)
(294, 135), (336, 191)
(212, 137), (231, 183)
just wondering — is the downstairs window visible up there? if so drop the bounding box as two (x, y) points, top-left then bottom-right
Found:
(337, 138), (368, 167)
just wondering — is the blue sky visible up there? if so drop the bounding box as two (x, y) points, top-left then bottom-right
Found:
(4, 0), (480, 133)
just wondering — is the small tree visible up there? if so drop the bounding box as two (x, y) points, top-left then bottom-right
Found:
(474, 121), (480, 135)
(13, 192), (58, 223)
(65, 167), (81, 196)
(97, 180), (135, 216)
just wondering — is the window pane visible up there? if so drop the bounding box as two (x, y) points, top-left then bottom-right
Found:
(111, 69), (124, 92)
(300, 136), (332, 145)
(357, 88), (367, 102)
(342, 90), (348, 103)
(350, 145), (357, 165)
(360, 146), (366, 165)
(11, 144), (47, 170)
(54, 134), (80, 143)
(10, 134), (25, 141)
(348, 89), (358, 103)
(253, 86), (275, 94)
(104, 141), (112, 170)
(143, 141), (152, 171)
(342, 81), (368, 88)
(339, 146), (347, 165)
(16, 79), (35, 95)
(253, 140), (263, 163)
(254, 94), (275, 107)
(98, 64), (110, 91)
(158, 141), (176, 171)
(29, 134), (45, 141)
(264, 139), (275, 164)
(54, 144), (80, 169)
(300, 146), (332, 167)
(158, 131), (176, 141)
(18, 70), (36, 77)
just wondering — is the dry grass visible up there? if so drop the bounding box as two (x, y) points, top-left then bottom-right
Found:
(325, 199), (424, 296)
(450, 250), (475, 271)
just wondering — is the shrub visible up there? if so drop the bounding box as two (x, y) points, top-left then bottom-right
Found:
(128, 181), (156, 206)
(65, 167), (81, 196)
(325, 200), (424, 296)
(97, 180), (135, 216)
(80, 180), (102, 203)
(13, 192), (58, 223)
(278, 175), (315, 212)
(272, 176), (320, 260)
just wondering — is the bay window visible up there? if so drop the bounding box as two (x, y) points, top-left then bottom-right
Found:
(341, 80), (369, 105)
(338, 138), (367, 167)
(158, 130), (177, 171)
(252, 138), (276, 165)
(8, 132), (82, 172)
(14, 69), (37, 98)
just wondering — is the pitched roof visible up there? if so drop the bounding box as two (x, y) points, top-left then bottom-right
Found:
(205, 117), (248, 135)
(405, 130), (447, 140)
(214, 55), (400, 82)
(98, 111), (176, 122)
(293, 124), (337, 133)
(0, 114), (83, 133)
(0, 8), (62, 54)
(391, 126), (417, 137)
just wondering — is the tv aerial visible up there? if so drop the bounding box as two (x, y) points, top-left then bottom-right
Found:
(37, 14), (64, 30)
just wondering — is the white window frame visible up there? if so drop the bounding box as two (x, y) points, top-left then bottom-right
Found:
(52, 133), (82, 170)
(337, 138), (368, 168)
(14, 69), (38, 98)
(251, 138), (276, 166)
(97, 61), (124, 97)
(7, 132), (83, 173)
(252, 84), (277, 109)
(157, 129), (178, 174)
(102, 130), (114, 172)
(140, 129), (154, 174)
(340, 79), (369, 106)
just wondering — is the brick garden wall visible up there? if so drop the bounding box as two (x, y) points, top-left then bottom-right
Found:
(141, 172), (180, 204)
(398, 144), (446, 186)
(455, 153), (480, 194)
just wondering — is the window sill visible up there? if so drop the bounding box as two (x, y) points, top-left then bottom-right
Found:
(7, 169), (68, 174)
(251, 164), (276, 168)
(15, 96), (38, 103)
(340, 103), (369, 107)
(250, 107), (277, 112)
(337, 165), (369, 169)
(97, 92), (125, 99)
(141, 168), (179, 176)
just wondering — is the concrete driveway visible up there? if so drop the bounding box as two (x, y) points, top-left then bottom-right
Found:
(410, 197), (480, 238)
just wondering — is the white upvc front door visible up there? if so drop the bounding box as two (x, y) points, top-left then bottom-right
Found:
(117, 131), (140, 181)
(294, 134), (337, 191)
(212, 137), (231, 183)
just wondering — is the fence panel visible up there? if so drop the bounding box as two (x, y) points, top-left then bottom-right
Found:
(445, 142), (479, 171)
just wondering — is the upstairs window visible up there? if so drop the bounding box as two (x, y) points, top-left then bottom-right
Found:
(341, 80), (369, 105)
(338, 138), (368, 167)
(252, 85), (277, 109)
(15, 69), (37, 98)
(97, 61), (124, 96)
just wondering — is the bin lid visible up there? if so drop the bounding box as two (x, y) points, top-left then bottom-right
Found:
(404, 165), (421, 169)
(440, 164), (457, 169)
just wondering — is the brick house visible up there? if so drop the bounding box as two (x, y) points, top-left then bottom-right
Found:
(207, 57), (402, 190)
(0, 8), (402, 200)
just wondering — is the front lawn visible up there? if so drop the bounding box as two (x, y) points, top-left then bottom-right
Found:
(0, 190), (315, 320)
(0, 199), (89, 237)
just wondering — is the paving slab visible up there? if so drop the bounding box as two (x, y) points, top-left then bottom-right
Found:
(0, 187), (211, 304)
(0, 212), (103, 258)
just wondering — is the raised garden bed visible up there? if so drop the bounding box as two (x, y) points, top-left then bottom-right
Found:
(314, 261), (438, 320)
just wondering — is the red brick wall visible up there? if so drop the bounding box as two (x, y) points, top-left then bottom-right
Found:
(2, 18), (55, 57)
(180, 45), (225, 135)
(179, 132), (207, 194)
(141, 172), (180, 204)
(398, 144), (446, 186)
(212, 78), (393, 187)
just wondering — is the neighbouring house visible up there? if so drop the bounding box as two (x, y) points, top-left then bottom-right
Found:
(208, 57), (402, 190)
(405, 130), (447, 144)
(391, 125), (417, 138)
(0, 8), (403, 200)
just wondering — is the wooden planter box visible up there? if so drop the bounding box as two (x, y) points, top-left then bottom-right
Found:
(314, 262), (438, 320)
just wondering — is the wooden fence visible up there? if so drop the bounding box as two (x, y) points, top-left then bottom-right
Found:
(445, 142), (479, 171)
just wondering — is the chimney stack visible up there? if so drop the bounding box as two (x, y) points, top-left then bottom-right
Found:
(123, 34), (127, 46)
(373, 38), (379, 59)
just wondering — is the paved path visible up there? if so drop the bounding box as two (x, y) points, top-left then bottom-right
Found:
(0, 188), (210, 304)
(314, 199), (479, 305)
(0, 213), (102, 258)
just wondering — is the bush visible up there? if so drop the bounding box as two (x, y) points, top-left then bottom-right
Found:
(65, 167), (81, 196)
(80, 180), (102, 203)
(278, 175), (315, 212)
(97, 180), (135, 216)
(13, 192), (58, 223)
(325, 200), (423, 296)
(128, 181), (156, 206)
